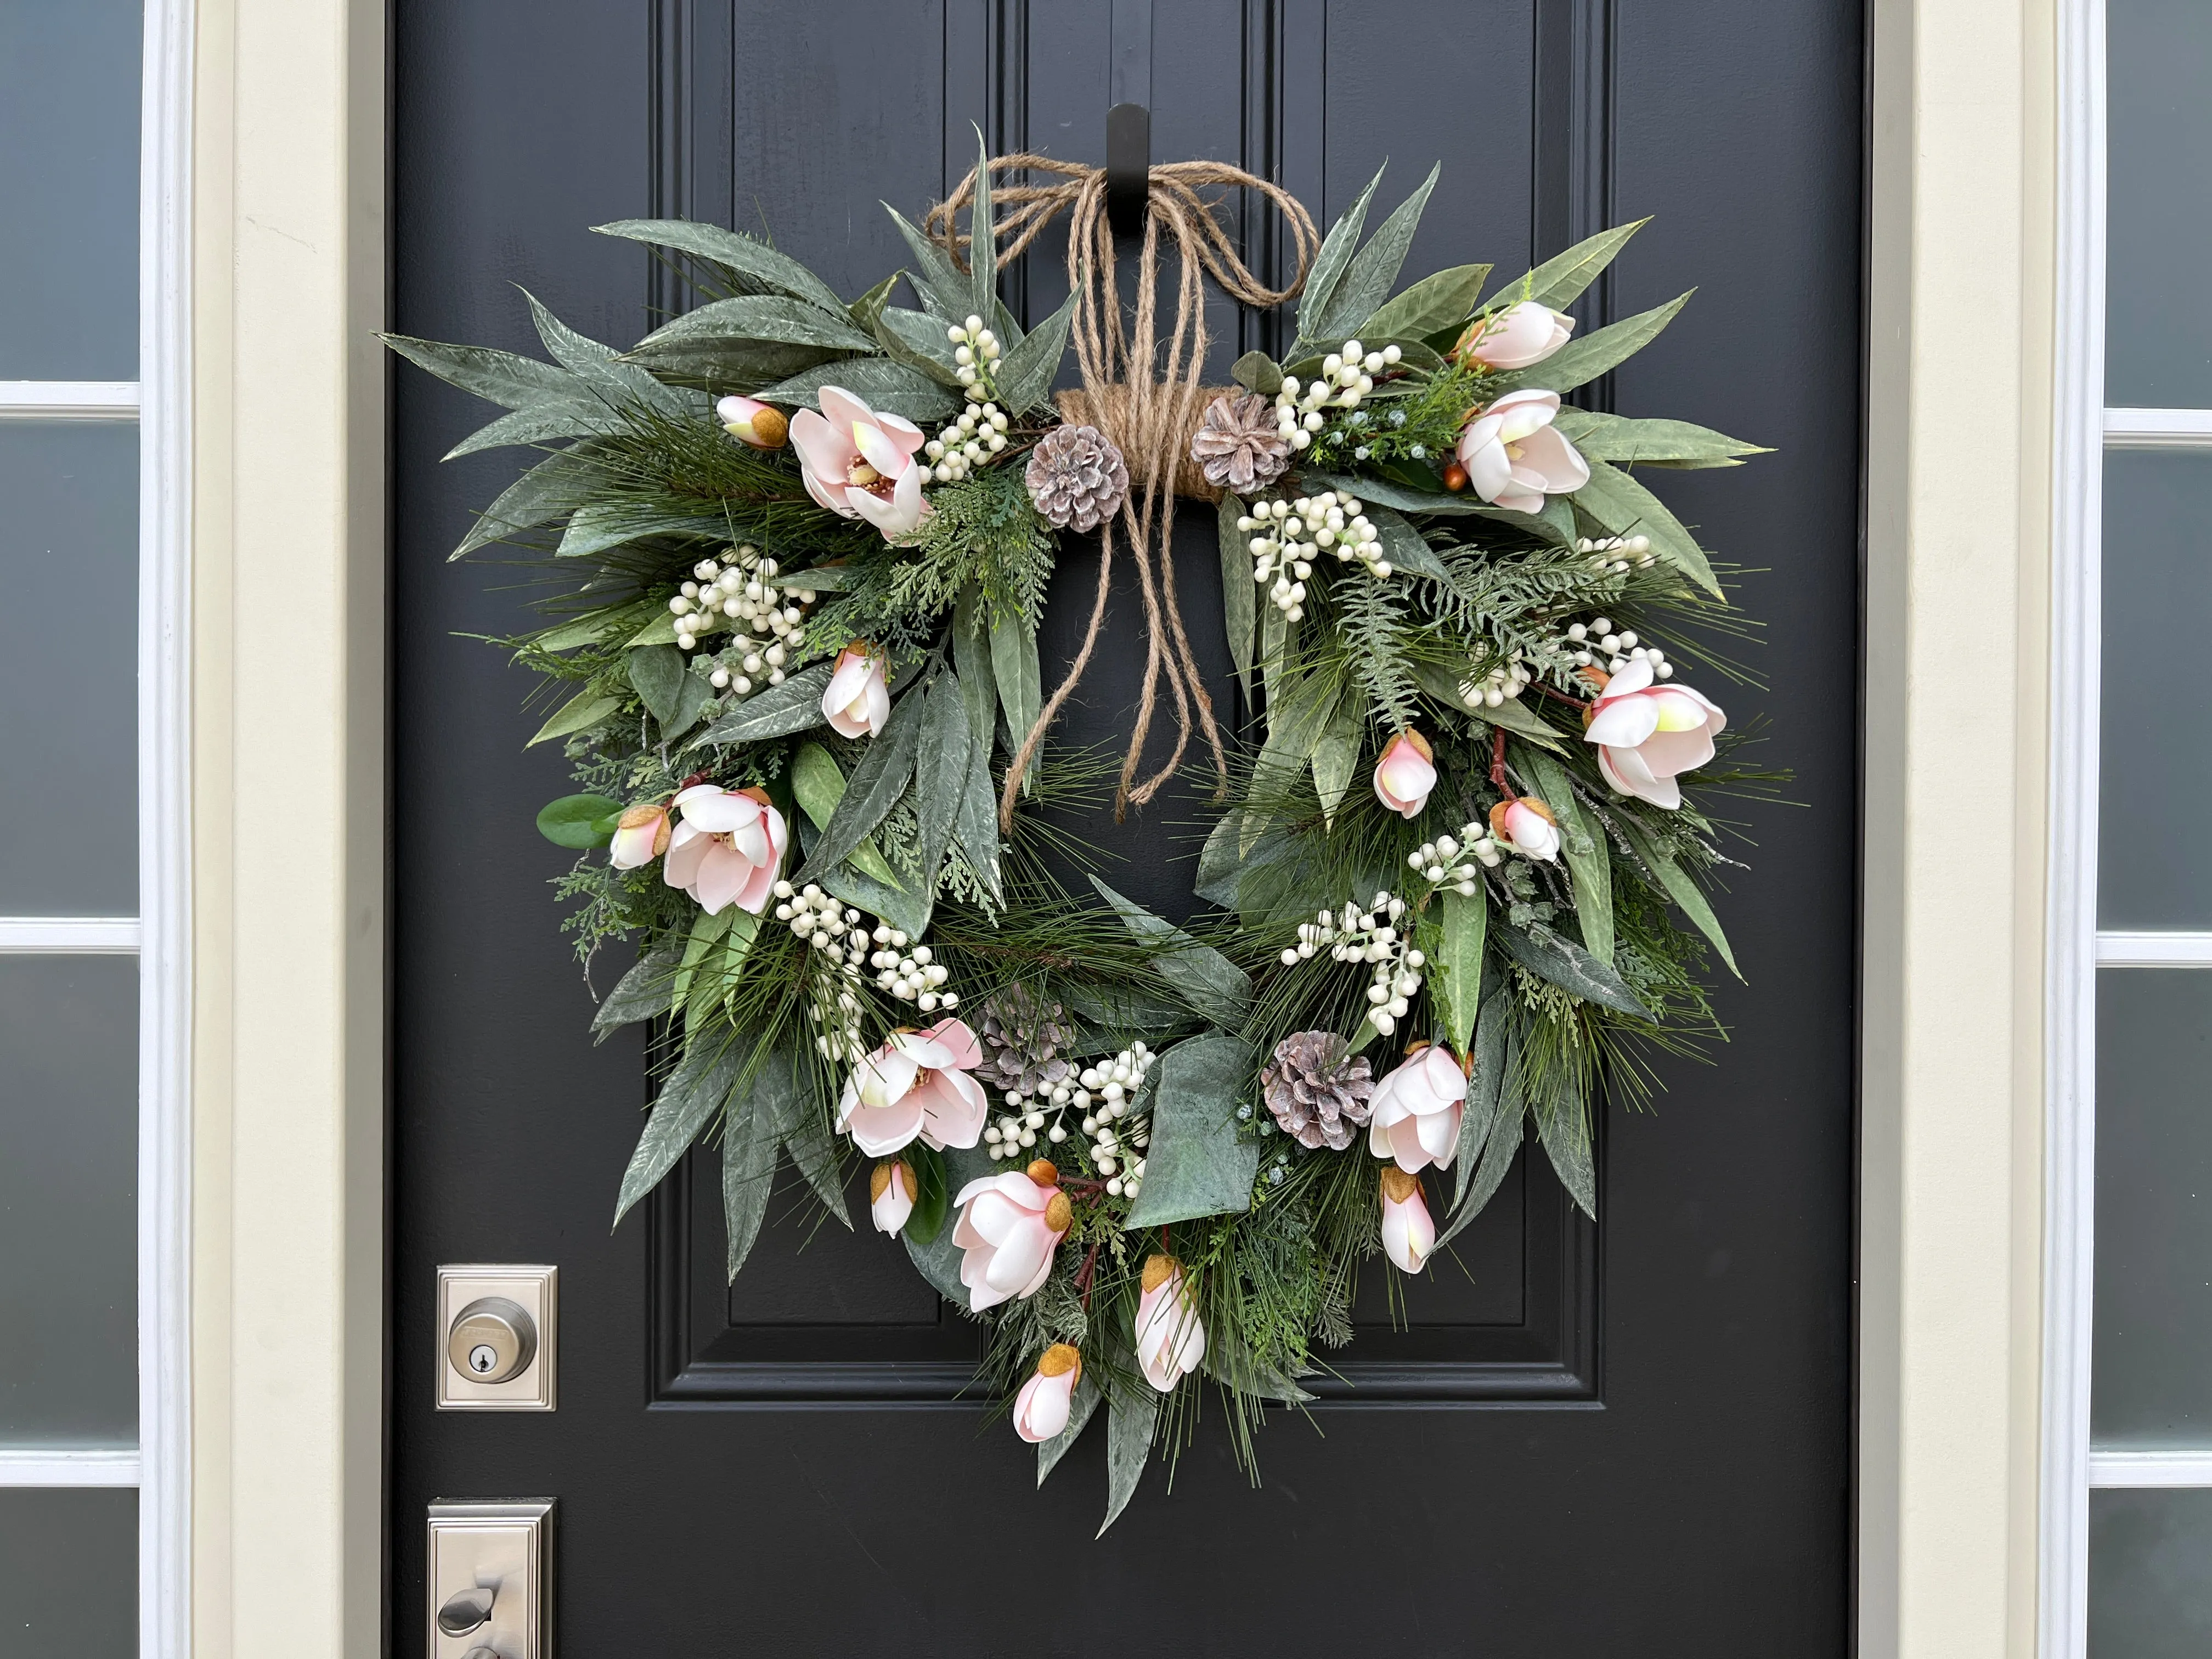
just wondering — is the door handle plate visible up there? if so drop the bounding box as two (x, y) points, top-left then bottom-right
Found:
(427, 1499), (555, 1659)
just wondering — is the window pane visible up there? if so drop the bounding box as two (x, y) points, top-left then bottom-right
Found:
(0, 1489), (136, 1659)
(2094, 968), (2212, 1444)
(2107, 0), (2212, 406)
(2092, 1488), (2212, 1657)
(0, 424), (137, 917)
(2100, 450), (2212, 928)
(0, 1), (140, 381)
(0, 957), (137, 1447)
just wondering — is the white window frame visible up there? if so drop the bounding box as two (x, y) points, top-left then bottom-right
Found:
(0, 2), (193, 1654)
(2045, 0), (2212, 1651)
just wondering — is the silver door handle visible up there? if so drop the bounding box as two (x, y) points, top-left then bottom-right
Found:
(437, 1583), (499, 1637)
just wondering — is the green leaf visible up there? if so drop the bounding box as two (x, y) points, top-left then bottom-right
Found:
(721, 1048), (794, 1280)
(793, 689), (923, 884)
(692, 662), (834, 745)
(1618, 820), (1741, 979)
(989, 611), (1042, 783)
(1121, 1031), (1260, 1228)
(1363, 504), (1453, 582)
(950, 586), (999, 749)
(951, 723), (1003, 904)
(1481, 695), (1570, 753)
(1488, 219), (1649, 312)
(1449, 989), (1511, 1209)
(591, 944), (681, 1042)
(1494, 922), (1650, 1018)
(1431, 886), (1487, 1050)
(452, 443), (605, 561)
(521, 290), (682, 415)
(557, 503), (731, 560)
(380, 332), (578, 411)
(1570, 457), (1722, 597)
(1230, 351), (1283, 396)
(1493, 291), (1690, 397)
(966, 126), (997, 325)
(533, 603), (646, 653)
(591, 218), (849, 316)
(442, 402), (626, 460)
(1525, 754), (1612, 964)
(685, 911), (759, 1031)
(1533, 1077), (1597, 1220)
(903, 1143), (950, 1246)
(768, 1063), (849, 1228)
(630, 294), (876, 354)
(1310, 697), (1363, 825)
(1217, 493), (1256, 703)
(848, 272), (899, 336)
(1303, 471), (1582, 548)
(1097, 1387), (1160, 1537)
(1551, 408), (1768, 468)
(1201, 1321), (1316, 1403)
(1357, 262), (1491, 345)
(1440, 1037), (1525, 1248)
(1091, 881), (1254, 1030)
(995, 288), (1076, 414)
(527, 688), (622, 747)
(626, 645), (690, 727)
(1036, 1372), (1102, 1487)
(672, 905), (735, 1014)
(1295, 163), (1382, 351)
(902, 1143), (996, 1301)
(879, 202), (973, 323)
(1306, 162), (1441, 346)
(789, 742), (847, 830)
(873, 306), (966, 387)
(614, 1037), (741, 1226)
(535, 793), (624, 850)
(1245, 669), (1342, 850)
(751, 357), (961, 423)
(914, 672), (973, 890)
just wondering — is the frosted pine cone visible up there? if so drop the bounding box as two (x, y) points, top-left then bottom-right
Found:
(1260, 1030), (1376, 1152)
(979, 984), (1076, 1101)
(1190, 392), (1291, 493)
(1024, 424), (1129, 532)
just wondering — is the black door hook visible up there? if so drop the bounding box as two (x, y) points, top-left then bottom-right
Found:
(1106, 102), (1150, 238)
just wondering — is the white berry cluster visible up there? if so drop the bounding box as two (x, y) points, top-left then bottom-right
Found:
(1240, 489), (1386, 621)
(667, 545), (816, 693)
(1272, 339), (1402, 449)
(1408, 826), (1503, 894)
(1283, 891), (1426, 1039)
(1564, 614), (1675, 679)
(772, 882), (868, 1061)
(1455, 651), (1533, 710)
(947, 315), (1002, 402)
(1577, 533), (1657, 575)
(923, 400), (1009, 483)
(866, 928), (957, 1014)
(985, 1040), (1158, 1202)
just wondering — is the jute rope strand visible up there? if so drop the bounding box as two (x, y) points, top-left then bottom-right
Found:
(929, 155), (1319, 825)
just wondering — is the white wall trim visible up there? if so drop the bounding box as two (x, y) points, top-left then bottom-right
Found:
(2103, 408), (2212, 449)
(2041, 0), (2106, 1654)
(2088, 1451), (2212, 1488)
(0, 919), (143, 952)
(0, 381), (142, 419)
(0, 1450), (144, 1488)
(140, 0), (195, 1654)
(2095, 931), (2212, 967)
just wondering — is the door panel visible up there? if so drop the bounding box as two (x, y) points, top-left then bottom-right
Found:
(393, 2), (1860, 1651)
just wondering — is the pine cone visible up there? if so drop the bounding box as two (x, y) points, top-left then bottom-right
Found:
(1189, 392), (1291, 493)
(1261, 1030), (1376, 1152)
(1025, 424), (1129, 532)
(979, 984), (1076, 1101)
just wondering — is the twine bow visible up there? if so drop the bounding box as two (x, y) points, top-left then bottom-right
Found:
(927, 156), (1319, 826)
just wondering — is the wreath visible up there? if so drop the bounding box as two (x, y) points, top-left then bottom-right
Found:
(388, 140), (1766, 1531)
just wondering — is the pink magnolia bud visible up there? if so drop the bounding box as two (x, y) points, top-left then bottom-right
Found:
(1454, 300), (1576, 370)
(1133, 1255), (1206, 1391)
(1379, 1167), (1436, 1274)
(715, 393), (789, 449)
(1012, 1344), (1083, 1442)
(869, 1160), (916, 1236)
(1373, 729), (1438, 820)
(951, 1160), (1072, 1311)
(1368, 1042), (1469, 1173)
(607, 801), (671, 869)
(821, 642), (891, 739)
(1489, 795), (1562, 862)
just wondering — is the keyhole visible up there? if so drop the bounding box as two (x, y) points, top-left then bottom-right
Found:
(470, 1344), (498, 1374)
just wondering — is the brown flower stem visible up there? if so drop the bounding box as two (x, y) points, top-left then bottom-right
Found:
(1075, 1242), (1103, 1309)
(1530, 682), (1587, 713)
(1489, 726), (1514, 799)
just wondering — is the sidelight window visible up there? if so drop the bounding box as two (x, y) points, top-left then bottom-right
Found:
(0, 1), (190, 1656)
(2049, 0), (2212, 1652)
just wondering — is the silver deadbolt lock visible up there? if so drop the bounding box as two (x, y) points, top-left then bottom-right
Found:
(447, 1297), (537, 1384)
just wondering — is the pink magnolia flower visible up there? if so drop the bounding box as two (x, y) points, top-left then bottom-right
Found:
(1489, 795), (1562, 862)
(837, 1019), (988, 1157)
(1372, 729), (1438, 820)
(662, 785), (788, 915)
(1013, 1344), (1083, 1442)
(715, 393), (788, 449)
(870, 1159), (916, 1236)
(607, 802), (672, 870)
(1133, 1255), (1206, 1392)
(1380, 1167), (1437, 1273)
(1455, 388), (1590, 514)
(822, 642), (891, 739)
(952, 1161), (1072, 1311)
(1583, 659), (1726, 810)
(789, 386), (929, 540)
(1456, 300), (1577, 371)
(1368, 1042), (1468, 1173)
